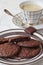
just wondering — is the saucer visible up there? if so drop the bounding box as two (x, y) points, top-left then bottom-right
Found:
(12, 12), (43, 28)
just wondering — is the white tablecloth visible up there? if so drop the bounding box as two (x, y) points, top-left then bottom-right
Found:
(0, 0), (43, 65)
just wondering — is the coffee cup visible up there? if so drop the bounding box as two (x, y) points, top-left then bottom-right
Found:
(20, 0), (43, 25)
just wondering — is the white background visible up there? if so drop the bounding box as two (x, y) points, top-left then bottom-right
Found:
(0, 0), (43, 65)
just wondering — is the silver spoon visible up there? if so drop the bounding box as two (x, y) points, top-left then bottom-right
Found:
(4, 9), (25, 26)
(4, 9), (14, 17)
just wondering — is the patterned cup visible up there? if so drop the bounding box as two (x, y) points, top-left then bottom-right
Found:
(20, 0), (43, 25)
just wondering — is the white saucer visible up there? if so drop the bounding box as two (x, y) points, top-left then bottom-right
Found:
(12, 12), (43, 28)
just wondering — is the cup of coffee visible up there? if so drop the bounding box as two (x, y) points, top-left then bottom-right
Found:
(20, 0), (43, 25)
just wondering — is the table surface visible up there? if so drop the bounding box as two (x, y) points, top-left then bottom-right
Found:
(0, 0), (43, 65)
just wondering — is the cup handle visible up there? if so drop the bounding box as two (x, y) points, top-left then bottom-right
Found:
(40, 14), (43, 22)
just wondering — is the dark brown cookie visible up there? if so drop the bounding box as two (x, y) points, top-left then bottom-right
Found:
(17, 39), (41, 47)
(8, 36), (30, 43)
(0, 43), (20, 58)
(25, 27), (36, 34)
(0, 38), (8, 44)
(18, 47), (40, 59)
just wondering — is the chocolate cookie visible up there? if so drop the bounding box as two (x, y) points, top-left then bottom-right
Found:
(18, 47), (40, 59)
(0, 43), (20, 58)
(25, 27), (36, 34)
(17, 39), (41, 47)
(8, 36), (30, 43)
(0, 38), (8, 44)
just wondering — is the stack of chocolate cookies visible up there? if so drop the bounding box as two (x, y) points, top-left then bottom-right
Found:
(0, 35), (41, 59)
